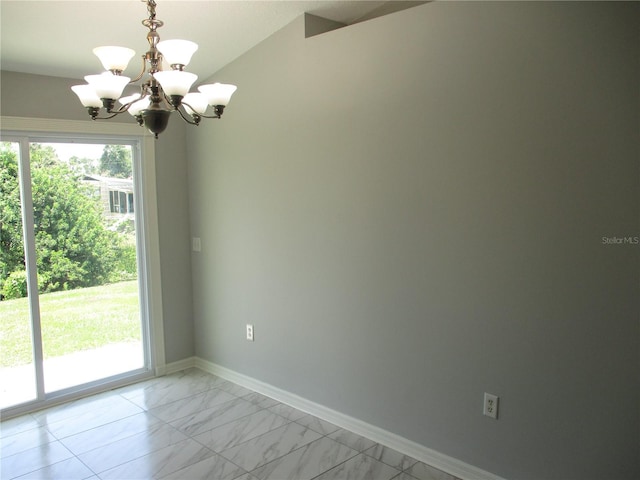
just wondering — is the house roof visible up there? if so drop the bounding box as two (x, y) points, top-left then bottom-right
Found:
(83, 174), (134, 192)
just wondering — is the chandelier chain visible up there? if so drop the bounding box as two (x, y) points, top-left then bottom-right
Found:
(146, 0), (156, 19)
(142, 0), (164, 32)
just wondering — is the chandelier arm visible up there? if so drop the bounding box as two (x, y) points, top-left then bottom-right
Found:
(176, 105), (201, 125)
(129, 55), (149, 83)
(91, 112), (125, 120)
(194, 111), (222, 119)
(106, 94), (149, 115)
(202, 105), (226, 119)
(109, 105), (134, 115)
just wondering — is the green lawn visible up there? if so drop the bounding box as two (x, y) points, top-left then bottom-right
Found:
(0, 280), (140, 368)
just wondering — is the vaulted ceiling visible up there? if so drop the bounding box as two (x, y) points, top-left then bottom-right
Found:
(0, 1), (425, 82)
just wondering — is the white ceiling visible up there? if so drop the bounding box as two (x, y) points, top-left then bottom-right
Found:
(0, 0), (399, 83)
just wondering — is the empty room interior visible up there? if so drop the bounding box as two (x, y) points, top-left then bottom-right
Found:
(0, 1), (638, 479)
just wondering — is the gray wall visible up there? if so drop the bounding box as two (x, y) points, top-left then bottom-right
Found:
(0, 70), (195, 364)
(187, 2), (639, 479)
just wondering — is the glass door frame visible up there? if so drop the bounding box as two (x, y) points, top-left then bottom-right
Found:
(1, 117), (166, 418)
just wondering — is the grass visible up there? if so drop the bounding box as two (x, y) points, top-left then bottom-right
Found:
(0, 280), (140, 368)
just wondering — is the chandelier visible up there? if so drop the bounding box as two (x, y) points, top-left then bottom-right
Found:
(71, 0), (237, 138)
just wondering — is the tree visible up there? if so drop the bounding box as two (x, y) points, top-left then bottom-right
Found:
(100, 144), (132, 178)
(0, 144), (24, 290)
(1, 142), (130, 299)
(68, 155), (98, 176)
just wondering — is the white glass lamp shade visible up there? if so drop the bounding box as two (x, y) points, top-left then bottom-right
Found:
(153, 71), (197, 97)
(157, 40), (198, 67)
(71, 85), (102, 108)
(129, 97), (151, 116)
(119, 94), (150, 116)
(198, 83), (237, 106)
(85, 74), (131, 100)
(182, 92), (209, 115)
(93, 46), (135, 72)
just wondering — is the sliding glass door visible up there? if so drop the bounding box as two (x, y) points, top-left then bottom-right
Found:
(0, 137), (151, 410)
(0, 142), (38, 407)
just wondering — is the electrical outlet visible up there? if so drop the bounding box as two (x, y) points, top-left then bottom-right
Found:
(246, 324), (254, 341)
(192, 237), (201, 252)
(483, 393), (499, 419)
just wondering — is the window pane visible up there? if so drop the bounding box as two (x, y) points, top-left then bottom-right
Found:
(33, 142), (144, 393)
(0, 141), (37, 408)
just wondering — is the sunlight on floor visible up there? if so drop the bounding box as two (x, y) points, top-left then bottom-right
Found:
(0, 342), (143, 409)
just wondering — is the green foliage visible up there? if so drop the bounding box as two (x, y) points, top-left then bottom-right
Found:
(114, 218), (136, 236)
(2, 270), (28, 299)
(0, 144), (24, 288)
(68, 155), (98, 176)
(0, 269), (46, 299)
(29, 144), (121, 292)
(104, 218), (138, 282)
(100, 144), (132, 178)
(0, 142), (137, 299)
(110, 244), (138, 282)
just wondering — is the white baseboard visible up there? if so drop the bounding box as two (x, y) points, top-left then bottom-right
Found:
(191, 357), (505, 480)
(164, 356), (197, 375)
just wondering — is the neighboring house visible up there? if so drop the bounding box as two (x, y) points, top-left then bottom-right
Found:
(83, 174), (134, 218)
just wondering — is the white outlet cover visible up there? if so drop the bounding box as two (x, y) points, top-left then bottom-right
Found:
(192, 237), (201, 252)
(483, 393), (499, 419)
(246, 324), (254, 341)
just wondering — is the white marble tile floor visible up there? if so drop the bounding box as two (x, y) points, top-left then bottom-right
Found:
(0, 368), (461, 480)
